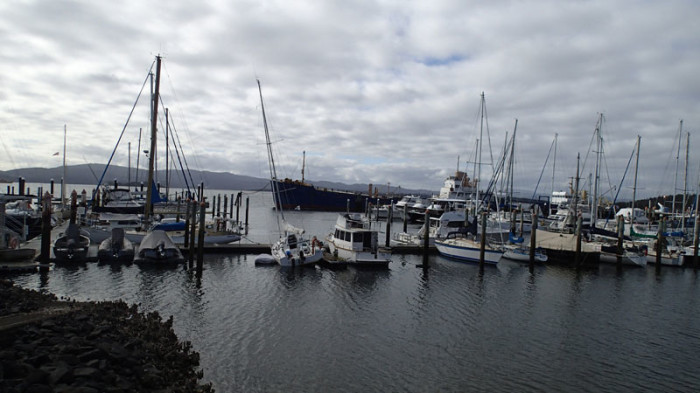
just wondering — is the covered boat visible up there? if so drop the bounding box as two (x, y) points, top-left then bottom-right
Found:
(133, 230), (184, 265)
(97, 227), (135, 263)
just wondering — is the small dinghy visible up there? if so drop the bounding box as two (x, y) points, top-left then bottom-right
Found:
(254, 253), (277, 265)
(98, 228), (135, 263)
(134, 230), (184, 265)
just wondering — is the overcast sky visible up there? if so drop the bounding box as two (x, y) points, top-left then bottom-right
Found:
(1, 0), (698, 201)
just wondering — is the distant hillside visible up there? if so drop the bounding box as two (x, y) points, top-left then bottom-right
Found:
(0, 165), (434, 196)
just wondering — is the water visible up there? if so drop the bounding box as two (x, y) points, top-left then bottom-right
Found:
(7, 188), (700, 392)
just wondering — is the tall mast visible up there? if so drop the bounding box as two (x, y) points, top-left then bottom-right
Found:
(145, 55), (161, 221)
(509, 120), (517, 211)
(62, 124), (67, 209)
(672, 120), (682, 216)
(165, 107), (170, 200)
(301, 150), (306, 184)
(257, 79), (285, 228)
(476, 92), (485, 211)
(135, 128), (142, 190)
(682, 131), (689, 230)
(592, 114), (603, 228)
(632, 135), (641, 225)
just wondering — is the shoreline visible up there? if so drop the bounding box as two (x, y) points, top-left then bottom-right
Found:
(0, 279), (214, 392)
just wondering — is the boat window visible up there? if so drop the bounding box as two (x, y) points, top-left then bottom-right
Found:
(344, 231), (351, 241)
(353, 232), (363, 243)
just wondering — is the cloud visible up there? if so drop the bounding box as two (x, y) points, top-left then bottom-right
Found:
(1, 0), (699, 200)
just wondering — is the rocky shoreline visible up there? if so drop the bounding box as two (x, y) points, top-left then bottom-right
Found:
(0, 279), (214, 392)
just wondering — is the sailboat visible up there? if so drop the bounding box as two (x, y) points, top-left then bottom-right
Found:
(434, 92), (503, 265)
(256, 80), (323, 267)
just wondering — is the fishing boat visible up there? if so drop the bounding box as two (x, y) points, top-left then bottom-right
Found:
(53, 222), (90, 262)
(133, 229), (184, 264)
(325, 213), (391, 268)
(257, 80), (323, 267)
(97, 227), (135, 263)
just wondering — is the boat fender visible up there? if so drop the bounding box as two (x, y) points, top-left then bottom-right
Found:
(9, 237), (18, 249)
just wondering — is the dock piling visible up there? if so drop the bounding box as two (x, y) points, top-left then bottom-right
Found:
(479, 212), (486, 272)
(189, 200), (197, 268)
(529, 206), (538, 272)
(403, 204), (408, 233)
(245, 197), (250, 235)
(197, 202), (205, 275)
(40, 192), (52, 265)
(656, 218), (665, 273)
(575, 214), (582, 268)
(385, 205), (392, 247)
(616, 215), (624, 270)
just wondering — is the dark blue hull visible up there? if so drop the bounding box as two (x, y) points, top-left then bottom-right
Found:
(275, 181), (399, 212)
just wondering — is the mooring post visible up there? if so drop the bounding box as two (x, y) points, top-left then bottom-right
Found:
(189, 200), (197, 268)
(50, 179), (54, 196)
(183, 199), (190, 252)
(656, 217), (665, 273)
(479, 212), (486, 271)
(693, 212), (699, 270)
(385, 205), (392, 247)
(40, 192), (52, 265)
(217, 194), (221, 217)
(403, 204), (408, 233)
(69, 190), (78, 225)
(423, 209), (430, 252)
(197, 201), (205, 275)
(529, 206), (538, 272)
(176, 198), (181, 222)
(575, 214), (583, 268)
(223, 194), (228, 220)
(245, 197), (250, 235)
(616, 215), (624, 270)
(236, 192), (241, 225)
(211, 195), (216, 218)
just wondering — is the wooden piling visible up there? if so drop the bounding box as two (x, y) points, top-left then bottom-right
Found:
(385, 205), (392, 247)
(529, 206), (538, 272)
(616, 215), (624, 270)
(183, 199), (190, 251)
(245, 197), (250, 235)
(40, 192), (52, 265)
(197, 201), (205, 274)
(479, 212), (486, 271)
(656, 218), (664, 273)
(575, 215), (582, 268)
(223, 194), (228, 219)
(216, 194), (221, 217)
(189, 200), (197, 268)
(693, 213), (699, 270)
(403, 204), (408, 233)
(423, 210), (430, 254)
(236, 192), (241, 224)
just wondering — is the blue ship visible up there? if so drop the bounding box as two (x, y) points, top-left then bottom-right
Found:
(274, 179), (400, 212)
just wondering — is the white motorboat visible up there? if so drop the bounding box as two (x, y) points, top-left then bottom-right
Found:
(326, 213), (391, 268)
(434, 234), (503, 265)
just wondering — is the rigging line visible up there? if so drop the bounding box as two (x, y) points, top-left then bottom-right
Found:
(92, 61), (155, 201)
(161, 61), (203, 183)
(531, 137), (556, 201)
(603, 141), (637, 225)
(166, 114), (196, 192)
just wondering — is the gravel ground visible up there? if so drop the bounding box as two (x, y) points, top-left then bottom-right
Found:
(0, 279), (214, 392)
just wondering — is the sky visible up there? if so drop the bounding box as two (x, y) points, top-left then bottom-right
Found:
(1, 0), (699, 202)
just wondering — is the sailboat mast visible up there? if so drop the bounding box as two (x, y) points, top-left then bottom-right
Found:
(135, 128), (142, 190)
(128, 142), (131, 187)
(301, 150), (305, 184)
(632, 135), (641, 225)
(682, 131), (689, 230)
(257, 79), (285, 226)
(62, 124), (66, 210)
(476, 92), (485, 211)
(672, 120), (682, 216)
(165, 107), (170, 200)
(145, 55), (161, 221)
(509, 120), (517, 211)
(592, 114), (602, 228)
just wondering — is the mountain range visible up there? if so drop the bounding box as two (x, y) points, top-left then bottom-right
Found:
(0, 164), (434, 196)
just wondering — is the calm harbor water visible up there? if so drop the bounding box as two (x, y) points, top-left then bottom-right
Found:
(7, 187), (700, 392)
